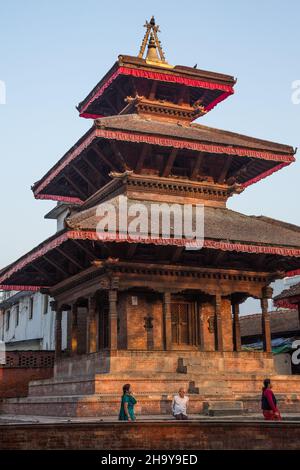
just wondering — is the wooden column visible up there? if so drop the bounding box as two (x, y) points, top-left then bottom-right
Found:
(108, 290), (118, 350)
(261, 287), (273, 353)
(71, 303), (78, 355)
(214, 294), (223, 352)
(55, 305), (62, 359)
(163, 292), (172, 350)
(87, 296), (97, 354)
(232, 302), (241, 352)
(198, 303), (205, 350)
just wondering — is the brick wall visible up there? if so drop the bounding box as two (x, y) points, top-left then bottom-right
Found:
(1, 421), (300, 450)
(0, 351), (54, 398)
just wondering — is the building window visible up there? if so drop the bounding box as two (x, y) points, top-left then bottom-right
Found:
(15, 304), (20, 327)
(43, 295), (49, 314)
(6, 310), (10, 331)
(29, 297), (34, 320)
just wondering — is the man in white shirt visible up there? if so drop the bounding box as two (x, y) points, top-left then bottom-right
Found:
(172, 388), (189, 420)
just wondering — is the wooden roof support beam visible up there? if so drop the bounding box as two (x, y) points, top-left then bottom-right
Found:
(43, 255), (69, 278)
(82, 153), (107, 184)
(63, 172), (88, 200)
(191, 153), (204, 179)
(136, 144), (150, 173)
(126, 244), (138, 259)
(55, 247), (86, 271)
(71, 239), (96, 262)
(71, 164), (98, 193)
(29, 263), (56, 284)
(161, 148), (178, 177)
(226, 161), (253, 185)
(171, 246), (185, 263)
(149, 81), (158, 100)
(92, 144), (118, 172)
(110, 141), (127, 171)
(217, 156), (233, 183)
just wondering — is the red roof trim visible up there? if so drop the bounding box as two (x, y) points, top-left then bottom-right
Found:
(33, 130), (97, 196)
(33, 127), (295, 201)
(79, 66), (235, 117)
(241, 162), (291, 189)
(35, 194), (83, 204)
(0, 285), (47, 292)
(274, 298), (299, 310)
(94, 129), (295, 163)
(1, 229), (300, 291)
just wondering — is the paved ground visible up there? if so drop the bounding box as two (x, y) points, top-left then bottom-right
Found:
(1, 413), (300, 424)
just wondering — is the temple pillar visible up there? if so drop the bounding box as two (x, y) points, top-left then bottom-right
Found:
(108, 290), (118, 350)
(87, 296), (98, 353)
(232, 302), (241, 352)
(163, 292), (172, 350)
(214, 294), (223, 352)
(71, 303), (78, 355)
(261, 286), (273, 353)
(53, 302), (62, 359)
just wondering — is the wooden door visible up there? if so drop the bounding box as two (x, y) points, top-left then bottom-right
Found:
(171, 302), (190, 346)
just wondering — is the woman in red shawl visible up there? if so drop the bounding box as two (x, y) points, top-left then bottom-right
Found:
(261, 378), (281, 420)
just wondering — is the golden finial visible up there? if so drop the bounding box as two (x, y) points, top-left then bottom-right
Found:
(138, 16), (167, 64)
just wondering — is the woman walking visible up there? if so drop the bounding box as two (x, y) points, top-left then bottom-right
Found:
(119, 383), (137, 421)
(261, 378), (281, 420)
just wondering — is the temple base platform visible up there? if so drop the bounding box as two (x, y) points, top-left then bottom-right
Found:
(1, 350), (300, 417)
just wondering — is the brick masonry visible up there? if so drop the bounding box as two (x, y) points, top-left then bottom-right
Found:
(0, 421), (300, 450)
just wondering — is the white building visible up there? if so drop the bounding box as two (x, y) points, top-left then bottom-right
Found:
(0, 203), (73, 352)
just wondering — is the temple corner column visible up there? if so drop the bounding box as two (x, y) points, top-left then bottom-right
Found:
(51, 301), (62, 359)
(87, 296), (97, 354)
(163, 292), (172, 350)
(261, 286), (273, 353)
(108, 289), (118, 350)
(232, 301), (242, 352)
(214, 293), (223, 352)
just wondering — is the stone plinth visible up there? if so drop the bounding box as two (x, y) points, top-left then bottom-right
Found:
(1, 350), (300, 417)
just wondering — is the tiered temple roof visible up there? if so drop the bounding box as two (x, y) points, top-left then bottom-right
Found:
(1, 17), (300, 293)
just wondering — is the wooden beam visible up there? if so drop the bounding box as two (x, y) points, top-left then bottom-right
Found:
(191, 153), (204, 179)
(82, 153), (107, 184)
(92, 145), (118, 171)
(55, 247), (86, 271)
(136, 144), (150, 173)
(110, 141), (127, 171)
(149, 81), (158, 100)
(171, 247), (184, 263)
(126, 244), (138, 259)
(63, 172), (88, 199)
(161, 149), (178, 177)
(43, 255), (69, 278)
(29, 263), (56, 283)
(71, 164), (98, 192)
(217, 156), (233, 183)
(71, 239), (96, 262)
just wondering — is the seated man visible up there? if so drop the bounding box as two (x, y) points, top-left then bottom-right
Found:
(172, 388), (189, 420)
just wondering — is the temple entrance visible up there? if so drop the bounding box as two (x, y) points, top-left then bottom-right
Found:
(171, 301), (195, 347)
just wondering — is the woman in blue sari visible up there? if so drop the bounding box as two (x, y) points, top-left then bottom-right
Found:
(119, 383), (137, 421)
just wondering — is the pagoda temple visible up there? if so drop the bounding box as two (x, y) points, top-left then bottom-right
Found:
(1, 18), (300, 416)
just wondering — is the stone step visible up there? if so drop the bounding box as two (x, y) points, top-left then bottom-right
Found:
(203, 401), (245, 417)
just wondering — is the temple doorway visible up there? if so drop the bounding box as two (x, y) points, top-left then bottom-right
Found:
(171, 301), (195, 347)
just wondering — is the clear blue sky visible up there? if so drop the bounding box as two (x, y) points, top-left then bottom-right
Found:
(0, 0), (300, 268)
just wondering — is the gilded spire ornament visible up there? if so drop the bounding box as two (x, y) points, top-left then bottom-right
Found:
(138, 16), (168, 65)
